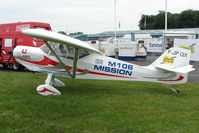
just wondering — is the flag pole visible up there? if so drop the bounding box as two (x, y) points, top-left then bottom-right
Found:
(163, 0), (168, 52)
(165, 0), (168, 31)
(114, 0), (117, 45)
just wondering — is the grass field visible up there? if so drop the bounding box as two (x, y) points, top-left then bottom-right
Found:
(0, 71), (199, 133)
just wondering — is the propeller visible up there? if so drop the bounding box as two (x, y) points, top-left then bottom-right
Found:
(6, 49), (14, 65)
(6, 34), (16, 65)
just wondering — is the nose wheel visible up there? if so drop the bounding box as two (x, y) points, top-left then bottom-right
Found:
(13, 63), (23, 71)
(36, 74), (65, 96)
(37, 84), (61, 96)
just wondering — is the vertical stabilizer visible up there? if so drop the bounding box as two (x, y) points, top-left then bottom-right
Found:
(151, 47), (195, 73)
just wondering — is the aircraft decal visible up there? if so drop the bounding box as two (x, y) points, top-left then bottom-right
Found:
(93, 65), (133, 76)
(159, 75), (184, 82)
(94, 61), (133, 77)
(22, 49), (28, 54)
(18, 56), (58, 66)
(64, 62), (135, 79)
(77, 67), (135, 79)
(87, 70), (135, 79)
(38, 87), (57, 93)
(163, 56), (175, 65)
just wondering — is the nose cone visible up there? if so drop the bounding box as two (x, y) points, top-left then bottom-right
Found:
(13, 46), (30, 60)
(13, 46), (21, 58)
(13, 47), (18, 58)
(13, 46), (45, 61)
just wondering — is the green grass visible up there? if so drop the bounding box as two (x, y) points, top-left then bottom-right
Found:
(0, 71), (199, 133)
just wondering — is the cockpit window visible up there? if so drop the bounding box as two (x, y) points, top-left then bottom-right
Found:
(79, 50), (89, 58)
(35, 27), (48, 30)
(40, 43), (89, 59)
(40, 44), (50, 54)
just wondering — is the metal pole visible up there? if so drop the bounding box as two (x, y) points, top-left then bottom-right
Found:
(114, 0), (117, 44)
(163, 0), (168, 52)
(165, 0), (167, 31)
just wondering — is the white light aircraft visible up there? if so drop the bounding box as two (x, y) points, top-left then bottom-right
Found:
(10, 29), (195, 96)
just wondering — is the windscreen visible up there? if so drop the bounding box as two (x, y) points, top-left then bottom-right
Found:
(40, 42), (89, 59)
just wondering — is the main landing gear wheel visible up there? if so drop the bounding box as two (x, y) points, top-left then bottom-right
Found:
(2, 64), (7, 69)
(13, 63), (23, 71)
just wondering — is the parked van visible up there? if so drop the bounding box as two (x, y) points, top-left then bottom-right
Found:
(0, 22), (52, 70)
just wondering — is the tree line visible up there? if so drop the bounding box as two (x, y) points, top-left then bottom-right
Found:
(139, 10), (199, 30)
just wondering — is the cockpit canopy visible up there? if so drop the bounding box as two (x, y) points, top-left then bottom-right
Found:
(40, 42), (89, 59)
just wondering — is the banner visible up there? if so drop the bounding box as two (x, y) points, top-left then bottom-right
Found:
(174, 39), (199, 61)
(147, 41), (163, 52)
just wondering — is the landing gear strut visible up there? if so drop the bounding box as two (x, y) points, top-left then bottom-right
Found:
(162, 84), (181, 93)
(37, 74), (65, 96)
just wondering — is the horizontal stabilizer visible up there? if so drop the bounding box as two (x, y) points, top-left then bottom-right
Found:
(156, 65), (195, 73)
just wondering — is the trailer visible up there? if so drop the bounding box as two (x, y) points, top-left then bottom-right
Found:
(0, 22), (52, 70)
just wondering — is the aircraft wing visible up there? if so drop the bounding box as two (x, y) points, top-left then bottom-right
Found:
(22, 29), (101, 54)
(23, 29), (102, 79)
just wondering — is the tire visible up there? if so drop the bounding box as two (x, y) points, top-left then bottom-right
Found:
(2, 64), (7, 69)
(13, 63), (23, 71)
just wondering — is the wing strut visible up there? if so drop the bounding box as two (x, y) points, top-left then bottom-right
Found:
(72, 48), (79, 78)
(44, 41), (73, 78)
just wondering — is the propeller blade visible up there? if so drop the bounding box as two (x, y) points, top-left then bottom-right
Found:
(6, 30), (16, 66)
(6, 55), (12, 65)
(7, 49), (13, 55)
(6, 49), (14, 65)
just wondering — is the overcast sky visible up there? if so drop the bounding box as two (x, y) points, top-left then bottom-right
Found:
(1, 0), (199, 34)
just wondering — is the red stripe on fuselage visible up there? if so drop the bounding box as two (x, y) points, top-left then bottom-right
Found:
(66, 66), (72, 70)
(76, 68), (135, 79)
(159, 75), (184, 82)
(18, 56), (134, 79)
(64, 65), (134, 79)
(19, 56), (58, 66)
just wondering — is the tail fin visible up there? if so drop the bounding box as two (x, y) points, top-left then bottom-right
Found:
(151, 47), (195, 73)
